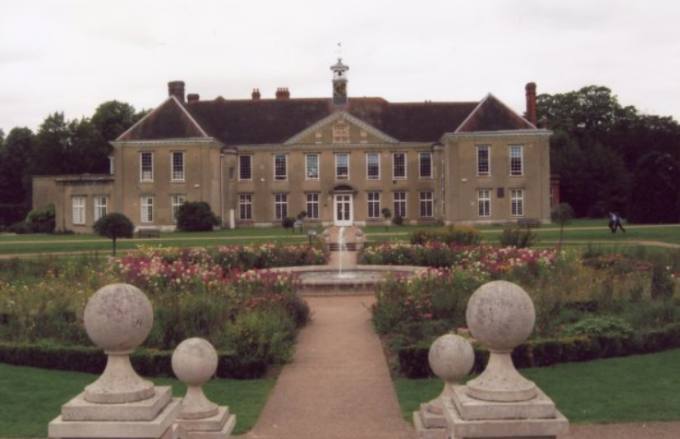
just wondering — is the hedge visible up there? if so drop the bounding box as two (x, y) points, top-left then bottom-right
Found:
(395, 322), (680, 378)
(0, 342), (268, 379)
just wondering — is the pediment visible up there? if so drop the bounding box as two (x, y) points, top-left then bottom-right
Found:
(284, 111), (398, 145)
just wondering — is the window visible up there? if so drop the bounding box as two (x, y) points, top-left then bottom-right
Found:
(306, 192), (319, 219)
(140, 152), (153, 182)
(367, 192), (381, 219)
(140, 196), (154, 223)
(239, 194), (252, 220)
(306, 154), (319, 180)
(477, 145), (490, 176)
(171, 194), (186, 223)
(171, 152), (185, 181)
(366, 153), (380, 179)
(393, 152), (406, 179)
(510, 145), (524, 176)
(108, 156), (114, 175)
(93, 196), (108, 222)
(478, 189), (491, 217)
(510, 189), (524, 217)
(419, 152), (432, 178)
(72, 196), (86, 225)
(239, 155), (252, 180)
(274, 154), (287, 180)
(335, 153), (349, 179)
(394, 191), (407, 218)
(274, 193), (288, 220)
(419, 192), (433, 218)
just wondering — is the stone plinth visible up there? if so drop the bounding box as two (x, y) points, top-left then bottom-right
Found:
(48, 284), (180, 439)
(173, 338), (235, 439)
(442, 281), (569, 438)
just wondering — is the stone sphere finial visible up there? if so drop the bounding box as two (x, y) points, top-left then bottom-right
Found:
(428, 334), (474, 384)
(172, 338), (219, 420)
(84, 283), (154, 353)
(465, 281), (537, 402)
(466, 280), (535, 352)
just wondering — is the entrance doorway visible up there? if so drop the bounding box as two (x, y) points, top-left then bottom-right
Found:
(334, 193), (353, 226)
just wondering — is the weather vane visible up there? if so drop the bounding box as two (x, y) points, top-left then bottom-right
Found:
(336, 42), (343, 59)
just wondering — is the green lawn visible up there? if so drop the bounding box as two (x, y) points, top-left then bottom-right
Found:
(0, 363), (274, 437)
(394, 348), (680, 424)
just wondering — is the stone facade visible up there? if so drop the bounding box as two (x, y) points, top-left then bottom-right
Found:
(33, 59), (552, 232)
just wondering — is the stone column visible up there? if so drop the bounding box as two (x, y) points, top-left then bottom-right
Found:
(48, 283), (180, 439)
(172, 338), (236, 438)
(443, 280), (569, 439)
(414, 333), (474, 439)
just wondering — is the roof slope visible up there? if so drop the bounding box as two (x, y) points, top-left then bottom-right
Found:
(456, 95), (535, 133)
(118, 94), (532, 145)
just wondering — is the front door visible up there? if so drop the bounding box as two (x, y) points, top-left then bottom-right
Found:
(334, 194), (353, 226)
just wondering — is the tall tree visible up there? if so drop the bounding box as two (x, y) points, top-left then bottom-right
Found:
(91, 101), (139, 142)
(629, 152), (680, 223)
(0, 127), (36, 223)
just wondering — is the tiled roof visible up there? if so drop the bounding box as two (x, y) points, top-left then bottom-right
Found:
(456, 95), (535, 133)
(117, 94), (534, 145)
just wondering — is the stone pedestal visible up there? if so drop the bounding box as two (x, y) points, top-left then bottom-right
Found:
(444, 385), (568, 438)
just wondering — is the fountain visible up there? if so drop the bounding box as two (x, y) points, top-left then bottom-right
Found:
(272, 225), (425, 294)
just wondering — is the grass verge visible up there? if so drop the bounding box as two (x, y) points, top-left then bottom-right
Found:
(0, 362), (274, 437)
(394, 348), (680, 424)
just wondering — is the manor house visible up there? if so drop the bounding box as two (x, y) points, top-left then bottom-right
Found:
(33, 59), (553, 232)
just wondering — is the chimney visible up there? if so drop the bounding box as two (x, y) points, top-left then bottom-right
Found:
(525, 82), (537, 126)
(168, 81), (185, 102)
(275, 87), (290, 100)
(187, 93), (200, 104)
(252, 88), (261, 100)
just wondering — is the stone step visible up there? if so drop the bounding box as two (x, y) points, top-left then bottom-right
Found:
(329, 242), (357, 252)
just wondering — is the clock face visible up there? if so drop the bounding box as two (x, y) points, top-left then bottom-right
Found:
(334, 81), (346, 96)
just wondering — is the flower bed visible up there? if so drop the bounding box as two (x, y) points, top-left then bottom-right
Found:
(0, 244), (324, 377)
(367, 242), (680, 376)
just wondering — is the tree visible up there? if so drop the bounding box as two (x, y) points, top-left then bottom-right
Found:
(551, 203), (574, 253)
(176, 202), (219, 231)
(91, 101), (139, 142)
(0, 127), (35, 225)
(93, 213), (134, 255)
(629, 152), (680, 223)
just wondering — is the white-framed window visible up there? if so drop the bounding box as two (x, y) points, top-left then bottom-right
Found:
(239, 193), (252, 220)
(274, 154), (287, 180)
(140, 196), (154, 223)
(305, 154), (319, 180)
(239, 155), (252, 180)
(478, 189), (491, 217)
(394, 191), (407, 218)
(419, 152), (432, 178)
(306, 192), (320, 219)
(419, 191), (433, 218)
(477, 145), (490, 176)
(274, 193), (288, 220)
(108, 156), (114, 175)
(171, 194), (186, 223)
(335, 153), (349, 179)
(140, 151), (153, 182)
(366, 152), (380, 180)
(509, 145), (524, 176)
(367, 191), (381, 219)
(93, 196), (108, 222)
(393, 152), (407, 179)
(171, 151), (185, 182)
(511, 189), (524, 217)
(72, 196), (86, 225)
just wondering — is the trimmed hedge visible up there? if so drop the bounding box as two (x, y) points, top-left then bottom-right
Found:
(395, 322), (680, 378)
(0, 342), (268, 379)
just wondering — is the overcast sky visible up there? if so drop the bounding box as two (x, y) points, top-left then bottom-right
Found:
(2, 0), (679, 134)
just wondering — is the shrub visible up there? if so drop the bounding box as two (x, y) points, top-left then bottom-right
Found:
(411, 226), (481, 246)
(499, 224), (537, 248)
(392, 215), (404, 226)
(561, 316), (634, 338)
(176, 202), (219, 231)
(8, 221), (30, 234)
(651, 257), (674, 300)
(93, 213), (134, 255)
(281, 216), (296, 229)
(26, 204), (55, 233)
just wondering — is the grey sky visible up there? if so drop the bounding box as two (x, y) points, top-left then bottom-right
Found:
(1, 0), (679, 134)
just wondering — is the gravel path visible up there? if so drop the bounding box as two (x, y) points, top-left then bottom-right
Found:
(245, 295), (414, 439)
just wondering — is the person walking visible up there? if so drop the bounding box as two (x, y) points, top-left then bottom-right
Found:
(608, 212), (626, 233)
